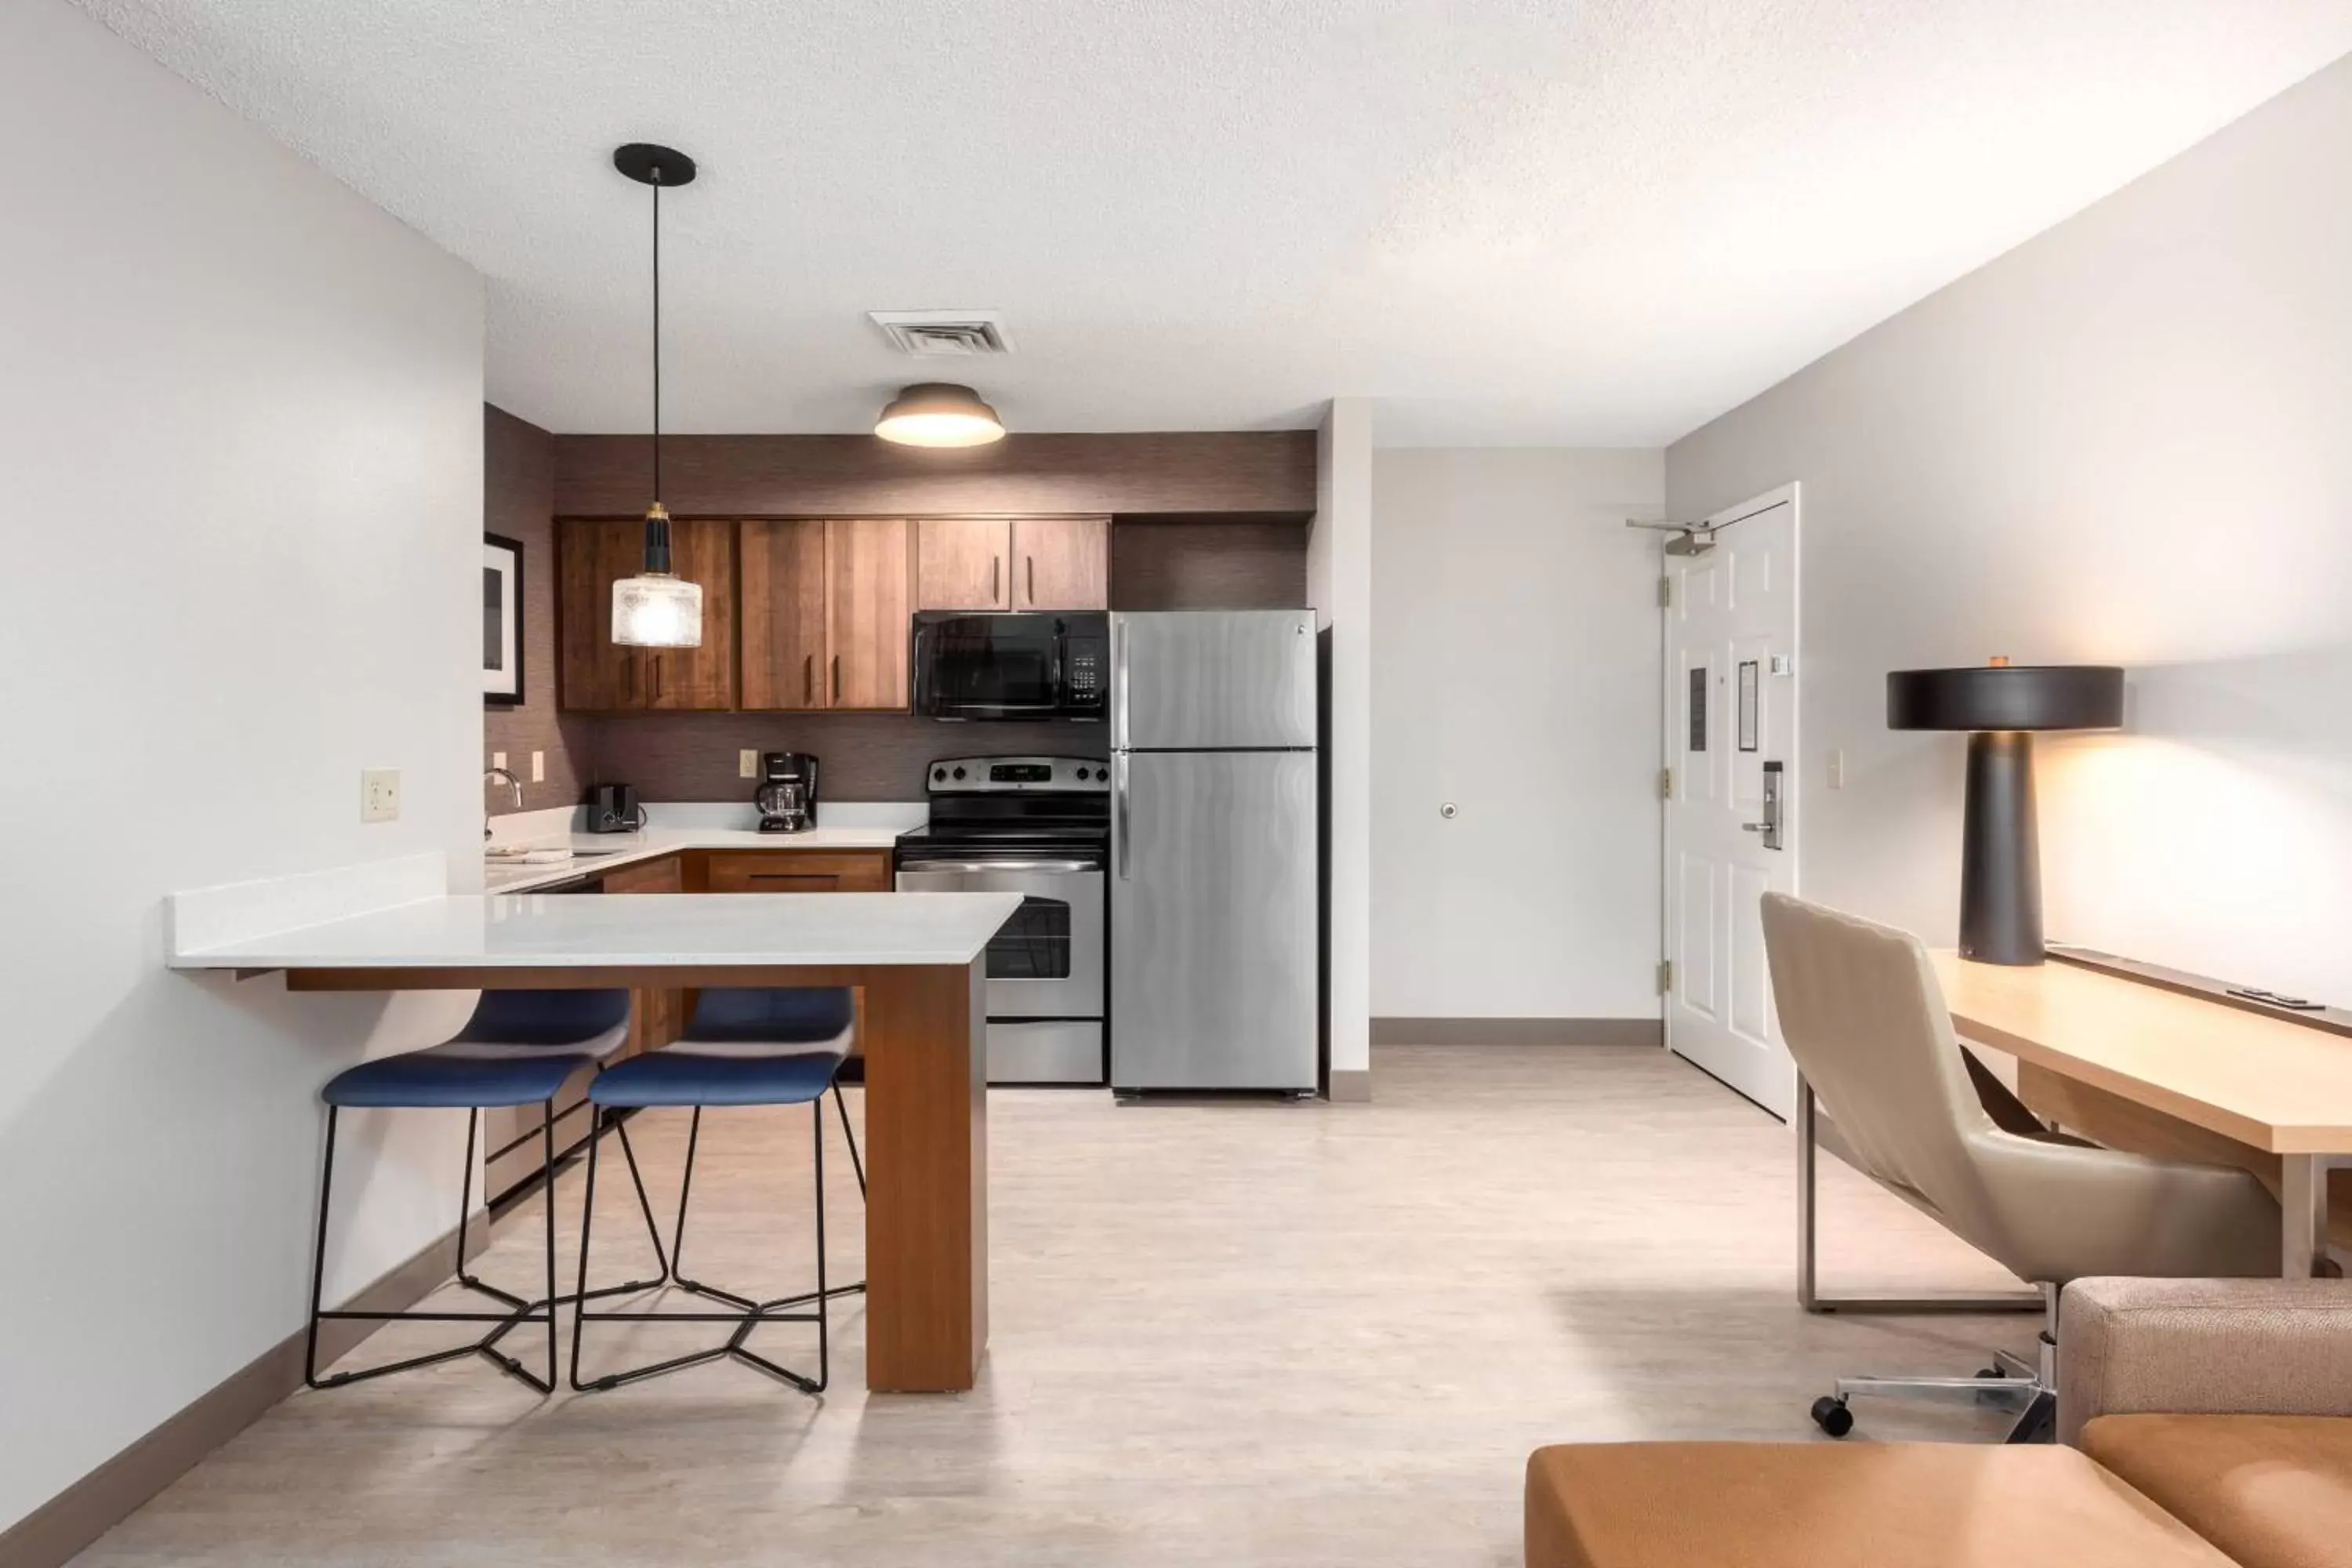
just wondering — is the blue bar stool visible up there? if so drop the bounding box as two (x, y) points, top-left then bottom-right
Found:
(569, 987), (865, 1394)
(304, 989), (670, 1395)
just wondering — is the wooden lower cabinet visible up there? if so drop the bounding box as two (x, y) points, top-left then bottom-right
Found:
(697, 848), (894, 894)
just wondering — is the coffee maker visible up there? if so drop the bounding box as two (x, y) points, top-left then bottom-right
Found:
(755, 752), (819, 833)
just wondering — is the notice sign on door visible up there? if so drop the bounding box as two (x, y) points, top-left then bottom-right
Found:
(1737, 660), (1759, 752)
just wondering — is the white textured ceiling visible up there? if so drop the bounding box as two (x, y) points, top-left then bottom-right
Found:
(73, 0), (2352, 445)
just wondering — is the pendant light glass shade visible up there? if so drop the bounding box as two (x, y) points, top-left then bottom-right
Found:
(874, 382), (1006, 447)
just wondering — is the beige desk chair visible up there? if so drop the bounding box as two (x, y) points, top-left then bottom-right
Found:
(1759, 893), (2280, 1442)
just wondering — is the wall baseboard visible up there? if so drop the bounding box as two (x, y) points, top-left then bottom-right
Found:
(1370, 1016), (1663, 1047)
(1327, 1068), (1373, 1103)
(0, 1218), (489, 1568)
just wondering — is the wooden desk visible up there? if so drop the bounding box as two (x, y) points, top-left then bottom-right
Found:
(1932, 951), (2352, 1279)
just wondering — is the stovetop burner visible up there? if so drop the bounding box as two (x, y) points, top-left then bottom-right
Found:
(906, 753), (1111, 864)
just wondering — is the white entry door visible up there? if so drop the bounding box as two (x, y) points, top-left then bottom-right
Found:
(1663, 487), (1799, 1118)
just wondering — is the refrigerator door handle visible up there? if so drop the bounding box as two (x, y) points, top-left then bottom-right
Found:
(1112, 615), (1130, 750)
(1114, 751), (1131, 880)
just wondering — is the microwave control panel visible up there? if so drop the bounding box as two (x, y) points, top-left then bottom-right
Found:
(1065, 637), (1105, 709)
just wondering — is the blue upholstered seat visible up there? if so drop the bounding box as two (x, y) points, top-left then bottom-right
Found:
(586, 987), (855, 1109)
(323, 1042), (598, 1108)
(320, 989), (633, 1109)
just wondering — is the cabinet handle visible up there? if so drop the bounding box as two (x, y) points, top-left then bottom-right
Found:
(652, 657), (662, 702)
(992, 554), (1001, 605)
(832, 655), (841, 703)
(804, 653), (813, 705)
(1027, 554), (1035, 605)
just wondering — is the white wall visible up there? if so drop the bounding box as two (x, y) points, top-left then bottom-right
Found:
(0, 0), (483, 1532)
(1667, 51), (2352, 1005)
(1310, 399), (1374, 1088)
(1370, 449), (1666, 1020)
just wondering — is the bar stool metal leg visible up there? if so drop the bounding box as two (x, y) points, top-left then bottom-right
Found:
(305, 1104), (553, 1393)
(571, 1101), (833, 1394)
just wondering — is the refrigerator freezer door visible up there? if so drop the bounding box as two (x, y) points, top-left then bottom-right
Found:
(1112, 749), (1318, 1091)
(1112, 611), (1317, 751)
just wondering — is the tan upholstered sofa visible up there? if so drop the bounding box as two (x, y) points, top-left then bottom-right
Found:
(1525, 1276), (2352, 1568)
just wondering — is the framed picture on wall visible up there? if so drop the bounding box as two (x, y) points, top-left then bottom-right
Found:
(483, 532), (524, 706)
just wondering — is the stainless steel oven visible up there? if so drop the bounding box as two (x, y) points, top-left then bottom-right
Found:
(895, 755), (1110, 1085)
(911, 611), (1109, 721)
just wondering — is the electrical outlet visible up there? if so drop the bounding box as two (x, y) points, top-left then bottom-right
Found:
(361, 768), (401, 823)
(739, 749), (760, 779)
(490, 750), (506, 771)
(531, 750), (545, 783)
(1826, 750), (1846, 790)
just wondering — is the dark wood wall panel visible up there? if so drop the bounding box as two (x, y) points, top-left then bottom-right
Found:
(484, 405), (597, 814)
(554, 431), (1317, 520)
(1110, 519), (1309, 610)
(584, 713), (1105, 804)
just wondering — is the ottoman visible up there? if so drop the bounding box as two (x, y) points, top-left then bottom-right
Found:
(1526, 1442), (2234, 1568)
(2082, 1414), (2352, 1568)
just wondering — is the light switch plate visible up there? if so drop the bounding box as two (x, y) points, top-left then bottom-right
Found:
(361, 768), (401, 822)
(739, 750), (760, 779)
(1826, 750), (1845, 790)
(490, 751), (506, 771)
(531, 750), (545, 783)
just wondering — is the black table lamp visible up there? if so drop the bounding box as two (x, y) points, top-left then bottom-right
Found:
(1887, 660), (2125, 965)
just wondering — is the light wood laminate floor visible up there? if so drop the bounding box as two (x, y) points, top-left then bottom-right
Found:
(74, 1046), (2038, 1566)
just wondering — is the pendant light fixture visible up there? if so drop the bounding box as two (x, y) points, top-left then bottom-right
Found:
(609, 142), (702, 648)
(875, 381), (1006, 448)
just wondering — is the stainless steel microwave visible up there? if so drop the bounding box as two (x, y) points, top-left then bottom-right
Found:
(911, 611), (1109, 721)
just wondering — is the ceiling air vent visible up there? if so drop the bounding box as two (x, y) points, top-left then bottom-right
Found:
(868, 310), (1014, 358)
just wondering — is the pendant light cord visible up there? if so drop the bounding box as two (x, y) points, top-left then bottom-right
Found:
(651, 172), (662, 504)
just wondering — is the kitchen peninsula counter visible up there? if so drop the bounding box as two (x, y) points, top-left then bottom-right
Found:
(170, 887), (1018, 1392)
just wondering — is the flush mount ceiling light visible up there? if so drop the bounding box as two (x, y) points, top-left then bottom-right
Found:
(609, 142), (702, 648)
(874, 382), (1006, 448)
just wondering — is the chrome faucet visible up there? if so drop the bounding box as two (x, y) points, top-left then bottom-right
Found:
(483, 767), (523, 841)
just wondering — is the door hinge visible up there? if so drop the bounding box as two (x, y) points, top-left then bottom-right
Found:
(1657, 576), (1671, 608)
(1657, 959), (1674, 995)
(1658, 767), (1673, 800)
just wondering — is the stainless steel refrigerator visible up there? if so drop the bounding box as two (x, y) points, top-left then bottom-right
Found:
(1109, 611), (1319, 1092)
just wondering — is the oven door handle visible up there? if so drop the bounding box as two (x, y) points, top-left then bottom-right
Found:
(898, 859), (1101, 875)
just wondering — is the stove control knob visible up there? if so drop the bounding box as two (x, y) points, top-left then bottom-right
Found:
(932, 768), (946, 782)
(953, 766), (967, 780)
(1074, 767), (1090, 781)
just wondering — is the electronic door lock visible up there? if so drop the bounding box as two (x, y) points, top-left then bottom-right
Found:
(1744, 760), (1784, 851)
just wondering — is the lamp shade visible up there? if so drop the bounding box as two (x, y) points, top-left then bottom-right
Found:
(874, 382), (1005, 448)
(612, 573), (702, 648)
(1887, 665), (2124, 732)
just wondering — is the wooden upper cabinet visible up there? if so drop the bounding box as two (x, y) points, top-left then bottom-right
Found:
(740, 518), (913, 712)
(644, 518), (735, 710)
(917, 517), (1011, 610)
(557, 517), (735, 711)
(558, 518), (643, 710)
(917, 517), (1109, 611)
(828, 519), (913, 710)
(740, 519), (829, 710)
(1013, 517), (1109, 609)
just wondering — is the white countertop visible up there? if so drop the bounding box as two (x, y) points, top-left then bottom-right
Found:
(169, 891), (1023, 971)
(482, 824), (909, 895)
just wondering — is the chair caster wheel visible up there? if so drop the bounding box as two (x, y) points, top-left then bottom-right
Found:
(1976, 1367), (2004, 1380)
(1811, 1396), (1854, 1438)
